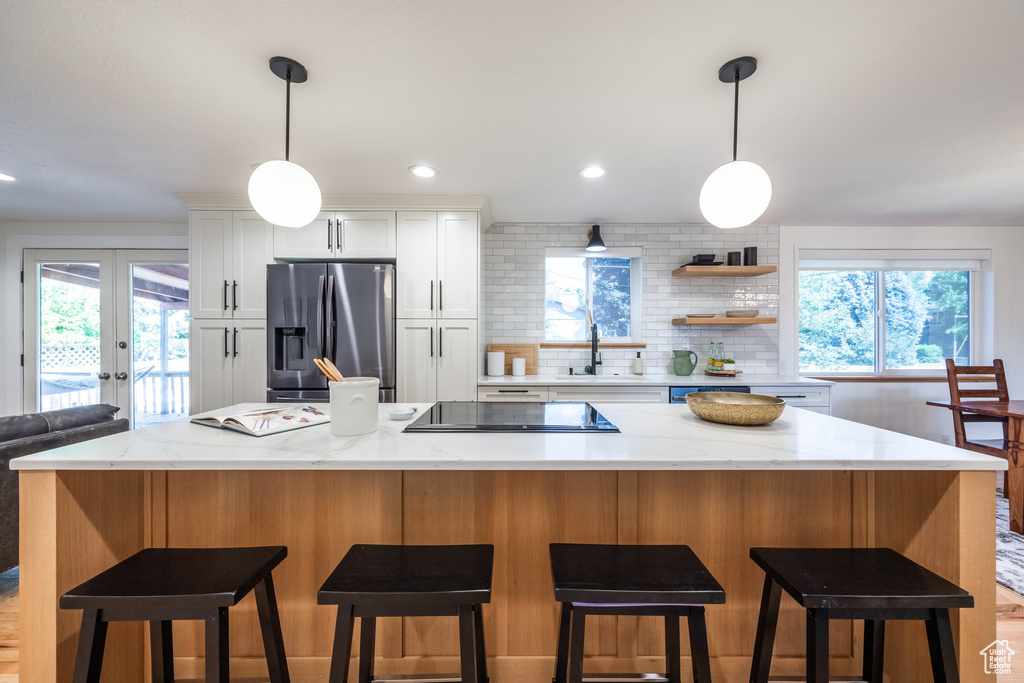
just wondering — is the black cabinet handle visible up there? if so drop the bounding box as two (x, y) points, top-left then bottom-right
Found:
(223, 280), (229, 310)
(430, 327), (434, 357)
(224, 328), (229, 357)
(498, 389), (529, 393)
(439, 280), (443, 311)
(232, 281), (238, 310)
(430, 281), (434, 311)
(439, 327), (443, 357)
(233, 328), (239, 357)
(327, 218), (332, 250)
(671, 396), (689, 402)
(775, 395), (807, 399)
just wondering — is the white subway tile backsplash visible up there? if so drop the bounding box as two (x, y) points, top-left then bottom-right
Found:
(483, 223), (780, 374)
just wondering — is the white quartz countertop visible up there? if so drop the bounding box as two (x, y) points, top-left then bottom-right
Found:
(478, 373), (834, 387)
(12, 402), (1002, 472)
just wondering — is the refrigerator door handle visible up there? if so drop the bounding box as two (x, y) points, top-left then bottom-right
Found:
(325, 275), (336, 362)
(316, 275), (325, 360)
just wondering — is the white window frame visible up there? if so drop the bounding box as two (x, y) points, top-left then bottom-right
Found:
(796, 249), (987, 376)
(544, 247), (643, 343)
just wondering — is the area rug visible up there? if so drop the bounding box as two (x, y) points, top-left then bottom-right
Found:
(997, 488), (1024, 595)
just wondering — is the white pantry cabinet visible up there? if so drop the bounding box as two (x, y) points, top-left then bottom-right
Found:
(397, 319), (477, 402)
(190, 211), (274, 319)
(273, 211), (397, 260)
(396, 211), (478, 319)
(190, 319), (268, 414)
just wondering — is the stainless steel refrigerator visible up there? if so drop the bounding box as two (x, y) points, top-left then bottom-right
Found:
(266, 263), (395, 403)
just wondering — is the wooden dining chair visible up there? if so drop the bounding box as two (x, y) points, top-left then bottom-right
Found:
(944, 358), (1010, 459)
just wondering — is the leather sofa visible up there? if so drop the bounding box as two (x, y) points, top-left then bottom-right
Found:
(0, 404), (129, 572)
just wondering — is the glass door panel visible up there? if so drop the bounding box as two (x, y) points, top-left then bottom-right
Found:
(127, 262), (190, 426)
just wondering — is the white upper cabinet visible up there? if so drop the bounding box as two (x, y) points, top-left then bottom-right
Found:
(396, 212), (438, 318)
(273, 211), (397, 260)
(437, 212), (479, 319)
(190, 211), (273, 319)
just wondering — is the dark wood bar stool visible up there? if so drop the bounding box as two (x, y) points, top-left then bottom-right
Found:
(318, 544), (494, 683)
(550, 543), (726, 683)
(748, 547), (974, 683)
(59, 545), (290, 683)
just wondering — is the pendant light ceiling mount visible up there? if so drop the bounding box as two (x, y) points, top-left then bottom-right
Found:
(248, 56), (322, 229)
(699, 55), (772, 230)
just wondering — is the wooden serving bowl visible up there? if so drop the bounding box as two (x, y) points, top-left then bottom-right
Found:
(684, 392), (786, 426)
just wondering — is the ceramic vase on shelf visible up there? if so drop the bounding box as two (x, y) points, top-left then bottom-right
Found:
(673, 350), (698, 376)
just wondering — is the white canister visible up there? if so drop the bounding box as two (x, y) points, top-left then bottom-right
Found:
(487, 351), (506, 376)
(512, 357), (526, 376)
(329, 378), (380, 436)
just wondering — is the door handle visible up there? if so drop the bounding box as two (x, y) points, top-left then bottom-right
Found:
(223, 280), (229, 310)
(97, 372), (110, 380)
(115, 372), (128, 381)
(224, 328), (229, 357)
(327, 218), (332, 250)
(430, 327), (434, 358)
(232, 281), (238, 310)
(233, 328), (239, 357)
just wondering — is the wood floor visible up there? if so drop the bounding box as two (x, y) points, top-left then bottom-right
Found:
(0, 572), (1021, 680)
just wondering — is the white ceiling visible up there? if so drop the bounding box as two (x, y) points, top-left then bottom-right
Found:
(2, 0), (1024, 226)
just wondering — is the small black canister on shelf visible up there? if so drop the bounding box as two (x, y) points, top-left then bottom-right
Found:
(743, 246), (758, 266)
(727, 251), (741, 265)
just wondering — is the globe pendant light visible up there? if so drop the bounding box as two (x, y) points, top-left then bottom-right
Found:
(699, 56), (772, 229)
(248, 57), (322, 228)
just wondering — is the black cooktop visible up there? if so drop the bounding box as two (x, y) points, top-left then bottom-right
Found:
(403, 401), (619, 433)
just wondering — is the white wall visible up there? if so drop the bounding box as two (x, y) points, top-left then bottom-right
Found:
(779, 225), (1024, 442)
(0, 221), (187, 417)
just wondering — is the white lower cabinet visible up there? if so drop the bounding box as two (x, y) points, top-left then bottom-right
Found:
(477, 388), (550, 403)
(397, 319), (477, 402)
(190, 319), (268, 414)
(548, 386), (669, 404)
(756, 385), (832, 415)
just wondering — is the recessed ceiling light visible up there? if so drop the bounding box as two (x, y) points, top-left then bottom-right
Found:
(409, 165), (438, 178)
(0, 172), (19, 182)
(579, 166), (607, 179)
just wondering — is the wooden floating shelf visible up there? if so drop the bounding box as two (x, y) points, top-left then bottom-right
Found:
(671, 317), (778, 326)
(671, 265), (777, 278)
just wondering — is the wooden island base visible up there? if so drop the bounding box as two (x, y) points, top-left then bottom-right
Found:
(20, 469), (994, 682)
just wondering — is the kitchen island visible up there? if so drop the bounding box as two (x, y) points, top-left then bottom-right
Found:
(15, 403), (1002, 682)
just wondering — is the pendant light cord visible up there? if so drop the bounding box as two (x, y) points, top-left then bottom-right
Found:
(732, 69), (739, 162)
(285, 72), (291, 162)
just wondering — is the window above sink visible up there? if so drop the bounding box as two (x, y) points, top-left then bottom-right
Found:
(544, 247), (642, 344)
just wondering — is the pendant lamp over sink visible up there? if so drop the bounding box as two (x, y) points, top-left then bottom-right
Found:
(248, 57), (322, 229)
(699, 56), (772, 229)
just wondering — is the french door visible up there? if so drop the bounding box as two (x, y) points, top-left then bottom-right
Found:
(23, 249), (190, 428)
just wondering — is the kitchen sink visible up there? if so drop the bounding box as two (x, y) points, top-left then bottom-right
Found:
(553, 374), (650, 382)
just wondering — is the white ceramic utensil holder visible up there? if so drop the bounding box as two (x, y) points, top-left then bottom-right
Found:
(487, 351), (505, 376)
(329, 378), (380, 436)
(512, 357), (526, 376)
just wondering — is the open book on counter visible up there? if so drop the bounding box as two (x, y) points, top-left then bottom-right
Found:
(191, 405), (328, 437)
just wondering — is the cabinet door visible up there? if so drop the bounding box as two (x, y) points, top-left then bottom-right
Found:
(396, 212), (438, 318)
(548, 386), (669, 403)
(231, 320), (269, 404)
(338, 211), (397, 259)
(190, 320), (233, 413)
(273, 213), (333, 260)
(437, 212), (478, 319)
(397, 320), (437, 403)
(437, 319), (477, 401)
(477, 388), (550, 403)
(232, 212), (274, 318)
(190, 211), (232, 319)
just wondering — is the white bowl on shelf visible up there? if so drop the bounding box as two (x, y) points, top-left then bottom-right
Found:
(725, 309), (759, 318)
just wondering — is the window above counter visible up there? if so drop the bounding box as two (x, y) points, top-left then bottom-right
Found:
(543, 247), (642, 344)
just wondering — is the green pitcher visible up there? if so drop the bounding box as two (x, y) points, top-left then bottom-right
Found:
(673, 350), (698, 376)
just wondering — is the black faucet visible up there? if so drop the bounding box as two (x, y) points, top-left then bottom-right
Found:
(584, 323), (602, 375)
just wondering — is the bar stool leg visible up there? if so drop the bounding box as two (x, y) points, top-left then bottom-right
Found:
(806, 608), (829, 683)
(553, 602), (572, 683)
(862, 620), (885, 683)
(256, 575), (291, 683)
(567, 607), (587, 683)
(664, 615), (681, 683)
(925, 608), (959, 683)
(458, 604), (478, 683)
(749, 575), (782, 683)
(329, 604), (356, 683)
(205, 606), (230, 683)
(73, 608), (108, 683)
(687, 607), (713, 683)
(149, 620), (174, 683)
(473, 603), (489, 683)
(359, 617), (377, 683)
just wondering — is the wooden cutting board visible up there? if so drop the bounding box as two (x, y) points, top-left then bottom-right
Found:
(487, 344), (539, 375)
